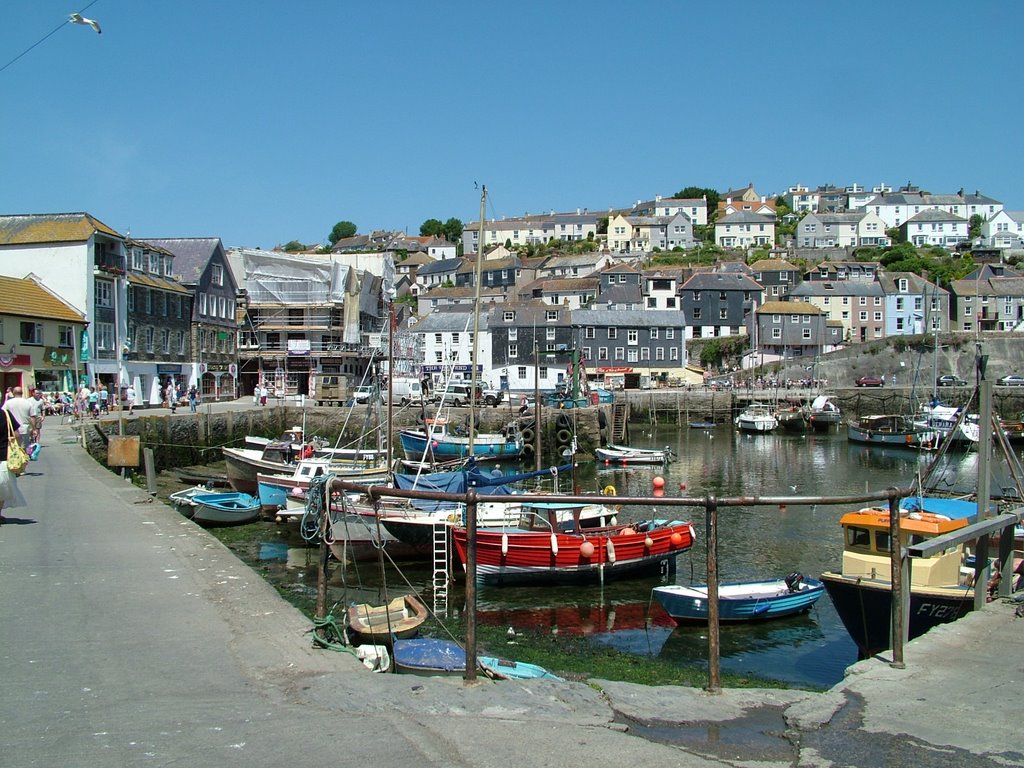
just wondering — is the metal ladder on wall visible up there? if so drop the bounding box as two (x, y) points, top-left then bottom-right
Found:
(610, 402), (629, 444)
(431, 521), (449, 613)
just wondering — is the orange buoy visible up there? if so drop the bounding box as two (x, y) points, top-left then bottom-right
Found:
(670, 532), (684, 547)
(653, 476), (665, 489)
(580, 540), (595, 558)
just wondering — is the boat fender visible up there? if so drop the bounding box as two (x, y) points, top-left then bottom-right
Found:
(606, 537), (616, 564)
(522, 443), (535, 455)
(602, 484), (616, 496)
(501, 533), (509, 556)
(556, 428), (573, 444)
(550, 533), (559, 556)
(644, 536), (654, 548)
(905, 434), (913, 444)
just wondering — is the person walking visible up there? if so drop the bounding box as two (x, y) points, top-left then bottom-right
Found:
(0, 407), (26, 523)
(3, 387), (33, 451)
(188, 385), (198, 413)
(87, 386), (99, 418)
(259, 384), (268, 407)
(98, 384), (109, 415)
(125, 384), (136, 415)
(165, 381), (177, 413)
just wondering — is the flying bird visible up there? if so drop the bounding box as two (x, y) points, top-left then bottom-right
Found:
(69, 12), (102, 34)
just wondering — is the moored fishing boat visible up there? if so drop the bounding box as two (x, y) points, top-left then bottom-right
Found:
(224, 442), (389, 495)
(735, 403), (778, 433)
(399, 417), (524, 462)
(820, 506), (975, 657)
(775, 404), (809, 433)
(847, 414), (937, 449)
(808, 395), (842, 432)
(594, 443), (673, 465)
(653, 573), (825, 624)
(452, 512), (695, 587)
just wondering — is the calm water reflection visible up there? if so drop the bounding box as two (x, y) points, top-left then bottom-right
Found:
(250, 424), (984, 688)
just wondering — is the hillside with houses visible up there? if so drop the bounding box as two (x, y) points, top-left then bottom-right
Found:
(0, 180), (1022, 402)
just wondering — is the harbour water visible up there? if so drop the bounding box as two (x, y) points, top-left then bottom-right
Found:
(219, 420), (1003, 690)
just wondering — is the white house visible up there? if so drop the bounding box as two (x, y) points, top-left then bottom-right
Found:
(981, 210), (1024, 250)
(900, 209), (969, 249)
(796, 213), (861, 248)
(630, 195), (708, 227)
(714, 211), (776, 248)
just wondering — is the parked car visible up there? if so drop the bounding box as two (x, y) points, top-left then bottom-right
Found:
(997, 374), (1024, 387)
(855, 376), (885, 388)
(706, 377), (733, 390)
(936, 375), (968, 387)
(353, 385), (382, 404)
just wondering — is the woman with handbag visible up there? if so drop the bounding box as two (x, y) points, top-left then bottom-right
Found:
(0, 409), (27, 523)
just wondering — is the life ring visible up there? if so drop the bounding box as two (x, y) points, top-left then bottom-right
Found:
(556, 428), (573, 444)
(602, 484), (617, 496)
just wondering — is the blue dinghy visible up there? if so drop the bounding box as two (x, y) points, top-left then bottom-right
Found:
(175, 491), (263, 527)
(480, 656), (561, 681)
(393, 638), (466, 676)
(653, 573), (824, 624)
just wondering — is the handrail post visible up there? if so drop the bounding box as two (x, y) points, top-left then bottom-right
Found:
(464, 489), (478, 683)
(705, 493), (721, 693)
(888, 488), (906, 668)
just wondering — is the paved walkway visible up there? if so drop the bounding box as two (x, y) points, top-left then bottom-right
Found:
(1, 420), (1020, 767)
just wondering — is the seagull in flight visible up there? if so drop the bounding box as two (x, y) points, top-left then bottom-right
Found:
(69, 12), (102, 34)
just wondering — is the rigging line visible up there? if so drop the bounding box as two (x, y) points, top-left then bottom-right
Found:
(0, 0), (103, 75)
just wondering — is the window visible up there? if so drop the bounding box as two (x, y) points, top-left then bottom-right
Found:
(627, 329), (639, 344)
(517, 366), (527, 379)
(647, 297), (657, 308)
(58, 325), (74, 348)
(148, 253), (159, 274)
(545, 310), (558, 322)
(772, 328), (782, 339)
(199, 293), (208, 315)
(791, 314), (799, 323)
(640, 347), (650, 360)
(627, 349), (638, 362)
(669, 347), (679, 360)
(874, 312), (882, 321)
(127, 287), (135, 312)
(503, 311), (515, 323)
(211, 264), (224, 286)
(585, 326), (595, 339)
(655, 347), (665, 360)
(597, 347), (608, 361)
(161, 329), (170, 354)
(176, 330), (186, 355)
(802, 328), (811, 340)
(20, 321), (43, 344)
(607, 327), (617, 339)
(157, 292), (167, 316)
(508, 328), (517, 341)
(545, 327), (556, 341)
(859, 311), (868, 321)
(97, 322), (114, 351)
(95, 279), (112, 308)
(665, 328), (674, 339)
(613, 347), (624, 360)
(581, 346), (591, 360)
(219, 296), (227, 318)
(650, 327), (659, 340)
(162, 257), (172, 277)
(508, 344), (518, 357)
(719, 309), (728, 320)
(692, 308), (702, 320)
(143, 326), (154, 352)
(132, 248), (144, 270)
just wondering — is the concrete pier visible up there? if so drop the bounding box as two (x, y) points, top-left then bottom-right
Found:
(1, 416), (1020, 767)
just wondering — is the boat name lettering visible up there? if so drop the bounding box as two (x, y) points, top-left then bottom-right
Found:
(914, 603), (963, 619)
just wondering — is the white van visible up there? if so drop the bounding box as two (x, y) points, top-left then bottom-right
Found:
(435, 383), (474, 407)
(384, 378), (426, 406)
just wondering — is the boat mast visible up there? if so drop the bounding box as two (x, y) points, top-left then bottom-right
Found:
(468, 185), (486, 455)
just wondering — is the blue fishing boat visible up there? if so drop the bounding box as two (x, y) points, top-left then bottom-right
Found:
(652, 573), (824, 623)
(172, 490), (263, 527)
(399, 418), (523, 462)
(480, 656), (561, 681)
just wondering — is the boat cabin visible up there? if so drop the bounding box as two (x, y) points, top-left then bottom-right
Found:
(838, 508), (968, 588)
(517, 501), (618, 532)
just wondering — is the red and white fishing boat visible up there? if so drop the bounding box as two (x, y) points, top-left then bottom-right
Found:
(452, 510), (695, 586)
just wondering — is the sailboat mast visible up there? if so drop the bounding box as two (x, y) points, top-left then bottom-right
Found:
(468, 186), (486, 453)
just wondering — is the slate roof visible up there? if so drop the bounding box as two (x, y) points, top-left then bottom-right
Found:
(138, 237), (224, 285)
(0, 212), (122, 245)
(681, 272), (763, 291)
(757, 300), (823, 315)
(572, 308), (687, 327)
(903, 208), (966, 224)
(0, 275), (86, 322)
(716, 210), (777, 224)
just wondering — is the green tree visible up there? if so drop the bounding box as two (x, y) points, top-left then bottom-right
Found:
(281, 240), (304, 252)
(328, 221), (357, 245)
(420, 219), (444, 237)
(442, 218), (464, 243)
(969, 214), (983, 239)
(675, 186), (720, 210)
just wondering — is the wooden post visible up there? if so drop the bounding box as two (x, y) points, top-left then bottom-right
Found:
(888, 489), (906, 668)
(705, 494), (721, 694)
(315, 480), (330, 641)
(464, 490), (478, 683)
(143, 447), (157, 496)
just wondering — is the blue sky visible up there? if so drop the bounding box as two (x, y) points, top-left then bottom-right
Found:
(2, 1), (1021, 250)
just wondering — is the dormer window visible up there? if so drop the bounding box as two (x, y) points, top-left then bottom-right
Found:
(503, 311), (515, 323)
(545, 310), (558, 322)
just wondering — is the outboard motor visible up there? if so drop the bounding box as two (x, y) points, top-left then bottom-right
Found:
(785, 572), (803, 592)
